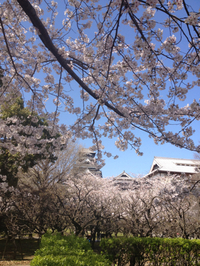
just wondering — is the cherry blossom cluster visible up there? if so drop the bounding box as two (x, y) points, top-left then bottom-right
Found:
(59, 172), (200, 237)
(0, 0), (200, 166)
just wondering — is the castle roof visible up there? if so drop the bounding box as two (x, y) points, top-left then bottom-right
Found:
(149, 157), (199, 174)
(113, 171), (133, 182)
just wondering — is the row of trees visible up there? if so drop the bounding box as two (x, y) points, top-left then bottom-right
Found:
(1, 151), (199, 245)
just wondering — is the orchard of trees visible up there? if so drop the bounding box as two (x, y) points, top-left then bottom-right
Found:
(0, 0), (200, 258)
(0, 151), (199, 244)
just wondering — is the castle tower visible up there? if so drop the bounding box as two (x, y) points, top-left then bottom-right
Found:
(73, 148), (102, 177)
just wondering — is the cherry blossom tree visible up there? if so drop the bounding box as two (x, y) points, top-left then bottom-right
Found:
(1, 169), (199, 239)
(0, 0), (200, 164)
(0, 142), (80, 238)
(118, 174), (200, 238)
(55, 174), (119, 238)
(55, 172), (199, 239)
(0, 96), (61, 187)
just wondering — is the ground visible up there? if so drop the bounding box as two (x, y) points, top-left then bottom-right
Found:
(0, 259), (31, 265)
(0, 238), (39, 266)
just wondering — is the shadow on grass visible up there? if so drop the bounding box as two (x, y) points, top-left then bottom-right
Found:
(0, 238), (40, 262)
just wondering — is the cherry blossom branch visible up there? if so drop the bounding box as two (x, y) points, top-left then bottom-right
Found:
(0, 17), (18, 74)
(0, 16), (47, 113)
(16, 0), (129, 119)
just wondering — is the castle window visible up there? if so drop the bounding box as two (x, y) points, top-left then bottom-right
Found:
(152, 164), (159, 171)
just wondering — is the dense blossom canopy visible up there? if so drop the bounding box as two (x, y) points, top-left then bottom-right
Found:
(1, 171), (199, 238)
(0, 0), (200, 163)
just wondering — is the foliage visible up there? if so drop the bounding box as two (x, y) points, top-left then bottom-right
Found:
(0, 143), (81, 237)
(0, 96), (57, 187)
(100, 236), (200, 266)
(0, 95), (67, 235)
(30, 233), (110, 266)
(38, 232), (91, 251)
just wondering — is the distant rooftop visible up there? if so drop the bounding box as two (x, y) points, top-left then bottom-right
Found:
(113, 171), (134, 188)
(149, 157), (200, 174)
(114, 170), (133, 181)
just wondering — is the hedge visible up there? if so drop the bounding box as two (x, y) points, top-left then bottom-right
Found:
(30, 233), (110, 266)
(100, 236), (200, 265)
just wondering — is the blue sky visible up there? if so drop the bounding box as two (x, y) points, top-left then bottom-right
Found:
(56, 94), (199, 178)
(75, 122), (199, 178)
(53, 1), (200, 178)
(22, 0), (200, 178)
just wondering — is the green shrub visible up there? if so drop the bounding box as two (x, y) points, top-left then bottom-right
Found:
(31, 253), (110, 266)
(31, 233), (110, 266)
(39, 232), (91, 251)
(100, 237), (200, 266)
